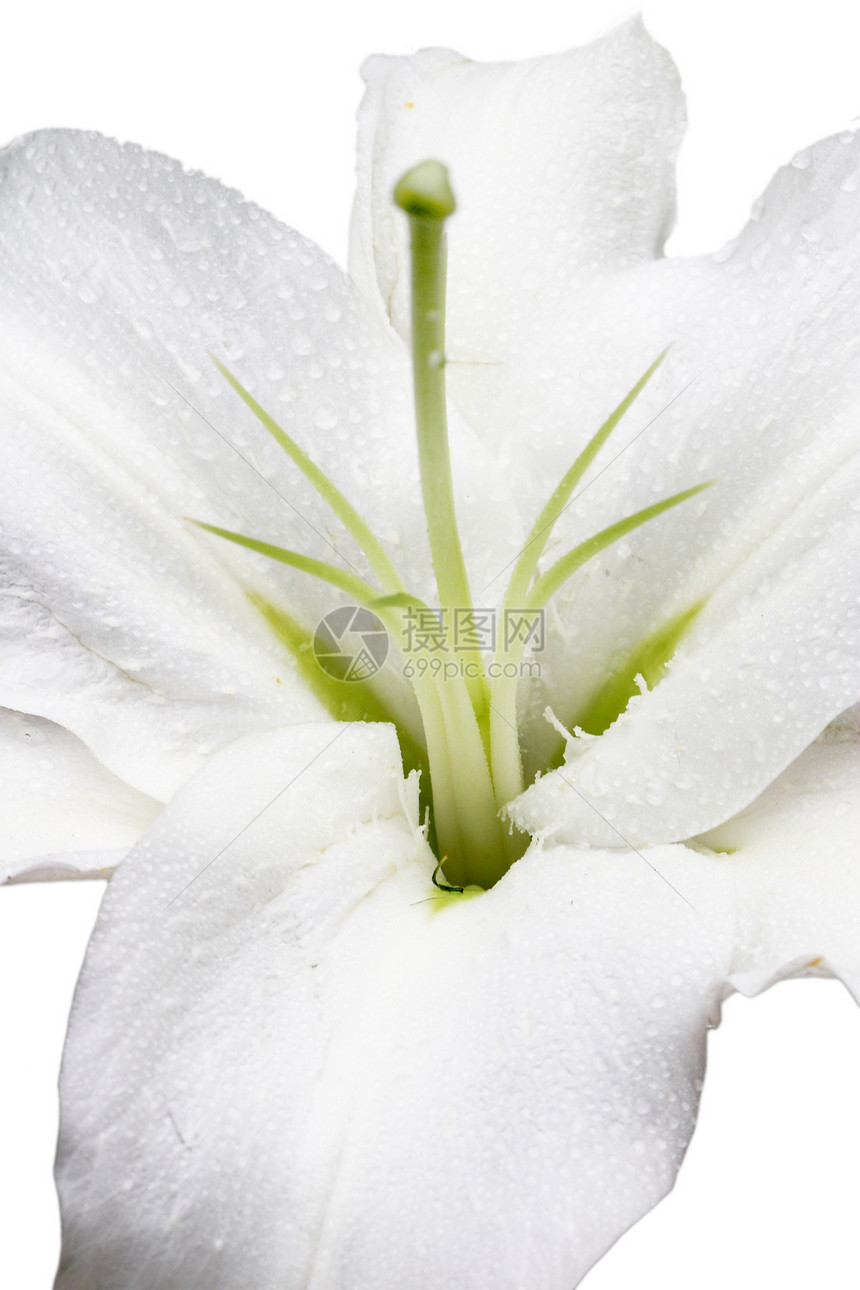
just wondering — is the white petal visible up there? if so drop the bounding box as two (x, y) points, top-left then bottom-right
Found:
(56, 721), (734, 1289)
(0, 708), (160, 883)
(0, 130), (519, 801)
(699, 720), (860, 1002)
(510, 130), (860, 846)
(350, 17), (684, 368)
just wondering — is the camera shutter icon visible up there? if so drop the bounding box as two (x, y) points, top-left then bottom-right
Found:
(313, 606), (389, 682)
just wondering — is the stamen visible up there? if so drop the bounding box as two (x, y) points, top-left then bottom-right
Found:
(501, 348), (670, 609)
(188, 519), (381, 604)
(527, 482), (714, 611)
(211, 357), (406, 595)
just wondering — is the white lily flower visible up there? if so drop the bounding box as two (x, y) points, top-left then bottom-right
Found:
(1, 16), (858, 1289)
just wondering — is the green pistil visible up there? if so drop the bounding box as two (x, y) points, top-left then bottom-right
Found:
(191, 159), (712, 893)
(394, 162), (490, 727)
(393, 160), (456, 220)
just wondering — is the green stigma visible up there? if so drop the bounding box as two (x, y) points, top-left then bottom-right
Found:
(191, 160), (712, 891)
(393, 160), (456, 219)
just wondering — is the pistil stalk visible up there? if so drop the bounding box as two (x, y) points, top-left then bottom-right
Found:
(394, 162), (511, 885)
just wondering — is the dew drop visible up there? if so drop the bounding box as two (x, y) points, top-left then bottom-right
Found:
(290, 333), (313, 357)
(314, 404), (339, 431)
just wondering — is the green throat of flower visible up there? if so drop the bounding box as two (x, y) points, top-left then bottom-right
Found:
(191, 161), (712, 891)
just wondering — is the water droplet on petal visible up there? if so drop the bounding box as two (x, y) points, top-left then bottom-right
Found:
(314, 404), (338, 431)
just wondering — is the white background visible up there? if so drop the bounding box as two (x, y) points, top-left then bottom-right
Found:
(1, 0), (859, 1286)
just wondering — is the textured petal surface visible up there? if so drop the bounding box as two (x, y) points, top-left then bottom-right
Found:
(0, 130), (516, 802)
(56, 722), (735, 1290)
(703, 719), (860, 1003)
(0, 708), (159, 883)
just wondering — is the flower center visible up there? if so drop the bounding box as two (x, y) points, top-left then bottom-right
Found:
(191, 162), (711, 890)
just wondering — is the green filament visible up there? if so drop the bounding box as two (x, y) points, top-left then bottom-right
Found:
(211, 357), (405, 595)
(527, 482), (713, 610)
(501, 348), (671, 608)
(189, 519), (381, 605)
